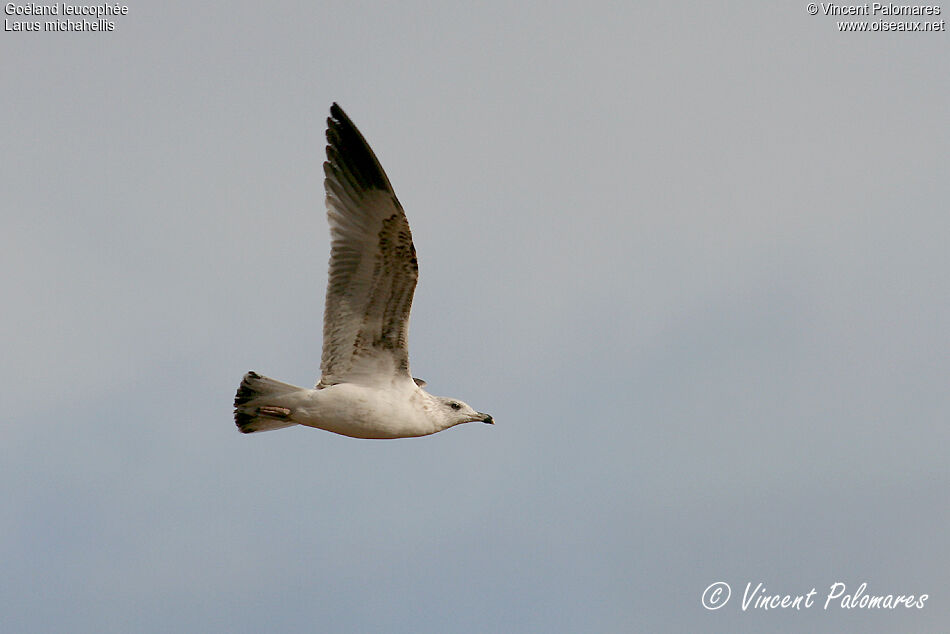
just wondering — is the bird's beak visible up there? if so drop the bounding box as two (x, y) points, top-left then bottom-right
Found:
(479, 413), (494, 425)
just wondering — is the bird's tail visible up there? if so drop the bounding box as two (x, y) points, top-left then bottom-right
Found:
(233, 371), (302, 433)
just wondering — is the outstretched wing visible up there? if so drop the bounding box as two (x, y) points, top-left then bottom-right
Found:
(318, 103), (418, 388)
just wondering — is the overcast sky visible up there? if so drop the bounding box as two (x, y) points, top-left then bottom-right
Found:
(2, 1), (948, 632)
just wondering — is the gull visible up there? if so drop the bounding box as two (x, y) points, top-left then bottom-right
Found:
(233, 103), (493, 439)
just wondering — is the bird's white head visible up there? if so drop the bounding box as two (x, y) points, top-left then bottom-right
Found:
(433, 395), (494, 430)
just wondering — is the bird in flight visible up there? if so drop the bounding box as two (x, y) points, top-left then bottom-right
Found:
(233, 103), (493, 439)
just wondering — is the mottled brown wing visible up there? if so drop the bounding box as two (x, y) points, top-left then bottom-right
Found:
(318, 103), (418, 387)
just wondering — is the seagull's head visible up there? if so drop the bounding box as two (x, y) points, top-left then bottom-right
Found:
(436, 396), (494, 428)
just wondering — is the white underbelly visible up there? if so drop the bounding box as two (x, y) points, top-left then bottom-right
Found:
(293, 384), (434, 439)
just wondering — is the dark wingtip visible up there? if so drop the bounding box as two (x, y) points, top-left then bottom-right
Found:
(325, 103), (393, 194)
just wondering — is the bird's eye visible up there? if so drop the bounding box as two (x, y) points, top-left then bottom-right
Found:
(450, 402), (461, 410)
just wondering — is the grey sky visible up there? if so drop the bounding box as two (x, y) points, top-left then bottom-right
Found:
(2, 1), (948, 632)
